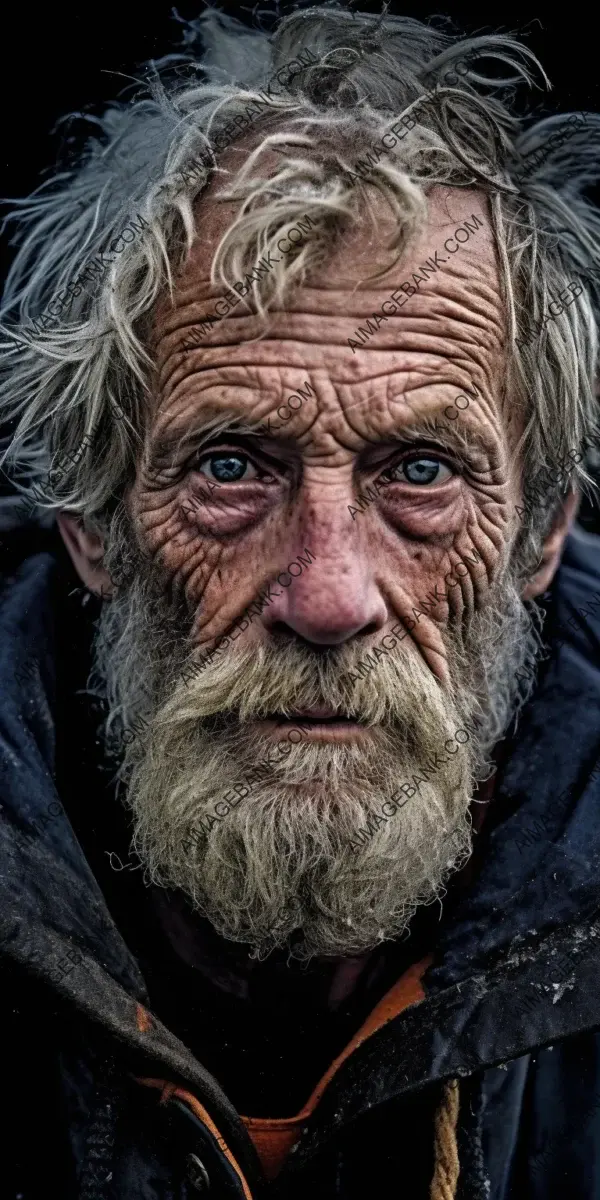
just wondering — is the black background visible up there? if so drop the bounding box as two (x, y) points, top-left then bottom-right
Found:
(2, 2), (597, 222)
(2, 1), (599, 526)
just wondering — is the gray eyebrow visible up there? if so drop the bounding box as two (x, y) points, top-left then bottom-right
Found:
(148, 410), (268, 461)
(389, 415), (494, 459)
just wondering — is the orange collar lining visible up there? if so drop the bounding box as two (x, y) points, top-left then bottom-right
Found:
(136, 954), (431, 1185)
(241, 954), (431, 1178)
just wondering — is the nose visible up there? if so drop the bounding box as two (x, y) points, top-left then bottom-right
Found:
(261, 545), (388, 646)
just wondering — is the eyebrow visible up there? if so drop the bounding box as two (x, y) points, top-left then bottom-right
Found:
(148, 409), (268, 465)
(385, 413), (495, 461)
(148, 397), (495, 469)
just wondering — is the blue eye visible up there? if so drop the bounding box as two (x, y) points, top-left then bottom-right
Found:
(396, 457), (452, 485)
(404, 458), (443, 484)
(197, 453), (258, 483)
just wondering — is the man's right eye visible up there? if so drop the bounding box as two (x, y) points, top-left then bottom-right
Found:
(194, 452), (260, 483)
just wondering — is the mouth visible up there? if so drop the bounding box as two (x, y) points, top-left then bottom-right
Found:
(255, 707), (369, 743)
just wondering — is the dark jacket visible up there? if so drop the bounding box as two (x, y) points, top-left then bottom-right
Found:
(3, 521), (600, 1199)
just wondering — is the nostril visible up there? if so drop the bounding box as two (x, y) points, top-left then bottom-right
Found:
(270, 625), (339, 654)
(357, 621), (381, 639)
(268, 620), (384, 649)
(269, 620), (297, 639)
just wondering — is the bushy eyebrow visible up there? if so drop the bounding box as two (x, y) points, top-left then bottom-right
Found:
(386, 415), (494, 462)
(148, 409), (268, 467)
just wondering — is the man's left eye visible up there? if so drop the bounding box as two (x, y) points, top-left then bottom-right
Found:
(195, 453), (259, 483)
(387, 456), (453, 486)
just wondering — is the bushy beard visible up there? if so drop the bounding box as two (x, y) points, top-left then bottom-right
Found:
(91, 503), (544, 960)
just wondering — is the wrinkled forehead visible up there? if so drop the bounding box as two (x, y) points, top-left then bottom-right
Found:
(153, 178), (500, 332)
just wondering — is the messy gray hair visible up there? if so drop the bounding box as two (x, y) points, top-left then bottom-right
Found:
(1, 4), (600, 559)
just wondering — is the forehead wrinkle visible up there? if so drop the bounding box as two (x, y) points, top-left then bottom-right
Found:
(347, 291), (505, 368)
(155, 185), (499, 359)
(338, 350), (501, 433)
(160, 300), (501, 368)
(160, 270), (499, 355)
(159, 301), (504, 396)
(160, 337), (498, 413)
(158, 251), (503, 369)
(163, 266), (495, 316)
(159, 340), (314, 397)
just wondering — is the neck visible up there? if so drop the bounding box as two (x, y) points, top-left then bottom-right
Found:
(150, 886), (379, 1011)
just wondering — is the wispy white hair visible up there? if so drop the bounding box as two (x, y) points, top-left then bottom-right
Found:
(1, 4), (599, 549)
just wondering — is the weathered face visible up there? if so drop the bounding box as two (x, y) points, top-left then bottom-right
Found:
(134, 184), (514, 708)
(59, 181), (565, 958)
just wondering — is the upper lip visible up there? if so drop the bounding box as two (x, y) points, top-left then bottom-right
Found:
(279, 708), (360, 723)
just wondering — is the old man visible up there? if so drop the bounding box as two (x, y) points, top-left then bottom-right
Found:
(1, 5), (600, 1198)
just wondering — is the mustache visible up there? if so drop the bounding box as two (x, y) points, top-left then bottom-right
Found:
(154, 635), (454, 736)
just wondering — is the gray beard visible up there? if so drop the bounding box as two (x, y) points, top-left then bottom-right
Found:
(90, 501), (545, 960)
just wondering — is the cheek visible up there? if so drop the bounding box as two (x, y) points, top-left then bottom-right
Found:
(397, 540), (494, 630)
(134, 500), (283, 636)
(128, 483), (221, 601)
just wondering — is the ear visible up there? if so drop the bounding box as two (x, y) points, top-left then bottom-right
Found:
(522, 490), (580, 600)
(56, 513), (115, 598)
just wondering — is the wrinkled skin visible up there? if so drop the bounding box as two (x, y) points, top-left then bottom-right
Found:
(60, 184), (576, 697)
